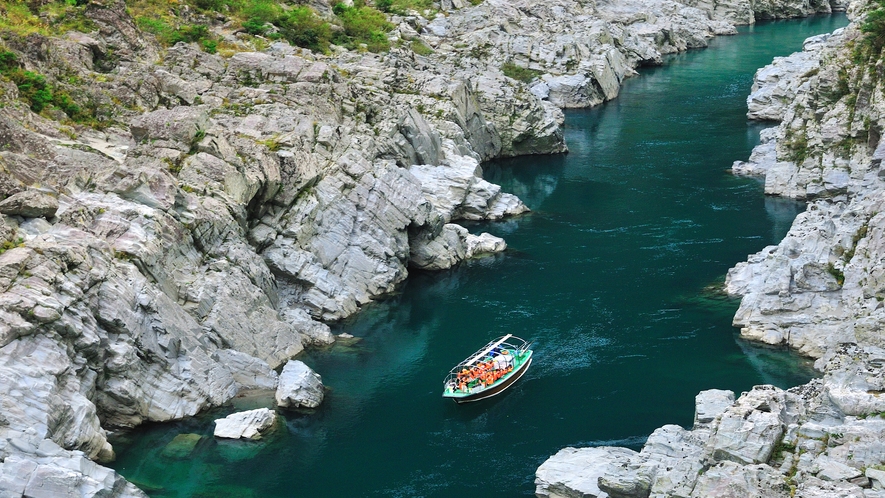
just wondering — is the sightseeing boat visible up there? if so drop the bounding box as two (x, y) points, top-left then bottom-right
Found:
(442, 334), (533, 404)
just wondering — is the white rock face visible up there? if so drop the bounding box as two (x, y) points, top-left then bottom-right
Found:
(0, 428), (146, 498)
(276, 360), (325, 409)
(409, 154), (530, 223)
(466, 232), (507, 258)
(694, 389), (735, 427)
(213, 408), (277, 440)
(212, 349), (280, 391)
(723, 24), (885, 358)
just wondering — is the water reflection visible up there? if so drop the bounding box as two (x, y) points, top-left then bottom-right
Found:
(765, 195), (806, 242)
(482, 155), (566, 210)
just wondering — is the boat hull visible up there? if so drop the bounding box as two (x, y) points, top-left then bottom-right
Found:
(448, 356), (532, 404)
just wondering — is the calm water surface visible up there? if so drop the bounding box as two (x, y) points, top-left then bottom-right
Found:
(110, 14), (848, 497)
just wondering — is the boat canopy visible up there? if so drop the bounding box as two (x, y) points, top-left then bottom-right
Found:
(443, 335), (532, 387)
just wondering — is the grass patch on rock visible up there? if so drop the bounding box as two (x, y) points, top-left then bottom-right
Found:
(332, 1), (394, 53)
(410, 40), (433, 56)
(501, 61), (542, 83)
(0, 0), (94, 37)
(376, 0), (434, 15)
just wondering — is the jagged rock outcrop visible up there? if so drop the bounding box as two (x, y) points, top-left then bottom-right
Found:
(0, 428), (146, 498)
(537, 361), (885, 497)
(745, 34), (832, 122)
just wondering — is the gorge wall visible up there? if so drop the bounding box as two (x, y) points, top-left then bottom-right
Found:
(0, 0), (845, 495)
(535, 0), (885, 497)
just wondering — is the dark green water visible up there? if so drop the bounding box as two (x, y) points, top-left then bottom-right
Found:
(110, 14), (848, 498)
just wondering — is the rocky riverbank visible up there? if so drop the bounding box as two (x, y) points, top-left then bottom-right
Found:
(534, 0), (885, 496)
(0, 0), (848, 495)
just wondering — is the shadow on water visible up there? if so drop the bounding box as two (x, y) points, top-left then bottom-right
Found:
(110, 13), (848, 498)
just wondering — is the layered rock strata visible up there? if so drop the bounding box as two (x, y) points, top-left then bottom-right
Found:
(538, 0), (885, 495)
(0, 0), (849, 495)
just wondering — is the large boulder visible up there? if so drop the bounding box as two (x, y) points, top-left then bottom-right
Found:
(275, 360), (325, 409)
(707, 385), (797, 465)
(0, 190), (59, 218)
(213, 408), (276, 440)
(535, 446), (642, 498)
(129, 106), (210, 147)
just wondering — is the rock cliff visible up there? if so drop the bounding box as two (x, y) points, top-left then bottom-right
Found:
(537, 0), (885, 496)
(0, 0), (849, 495)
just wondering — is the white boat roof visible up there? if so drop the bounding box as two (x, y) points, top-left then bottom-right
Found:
(464, 334), (512, 367)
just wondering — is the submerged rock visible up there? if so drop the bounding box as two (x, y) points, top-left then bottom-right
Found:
(213, 408), (277, 440)
(160, 434), (202, 459)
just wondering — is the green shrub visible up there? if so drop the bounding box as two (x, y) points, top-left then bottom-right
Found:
(242, 0), (280, 23)
(179, 24), (210, 43)
(827, 263), (845, 286)
(51, 90), (83, 118)
(783, 127), (810, 164)
(0, 51), (19, 73)
(201, 38), (218, 54)
(0, 48), (90, 121)
(276, 7), (333, 53)
(856, 0), (885, 61)
(194, 0), (226, 10)
(332, 2), (393, 52)
(136, 16), (180, 45)
(136, 17), (218, 53)
(242, 17), (267, 35)
(10, 70), (52, 112)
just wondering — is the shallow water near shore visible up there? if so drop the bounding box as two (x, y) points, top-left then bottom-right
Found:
(109, 14), (848, 497)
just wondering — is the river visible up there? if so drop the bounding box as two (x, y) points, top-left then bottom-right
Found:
(109, 13), (848, 497)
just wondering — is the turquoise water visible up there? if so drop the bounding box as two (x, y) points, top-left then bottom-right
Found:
(109, 14), (848, 497)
